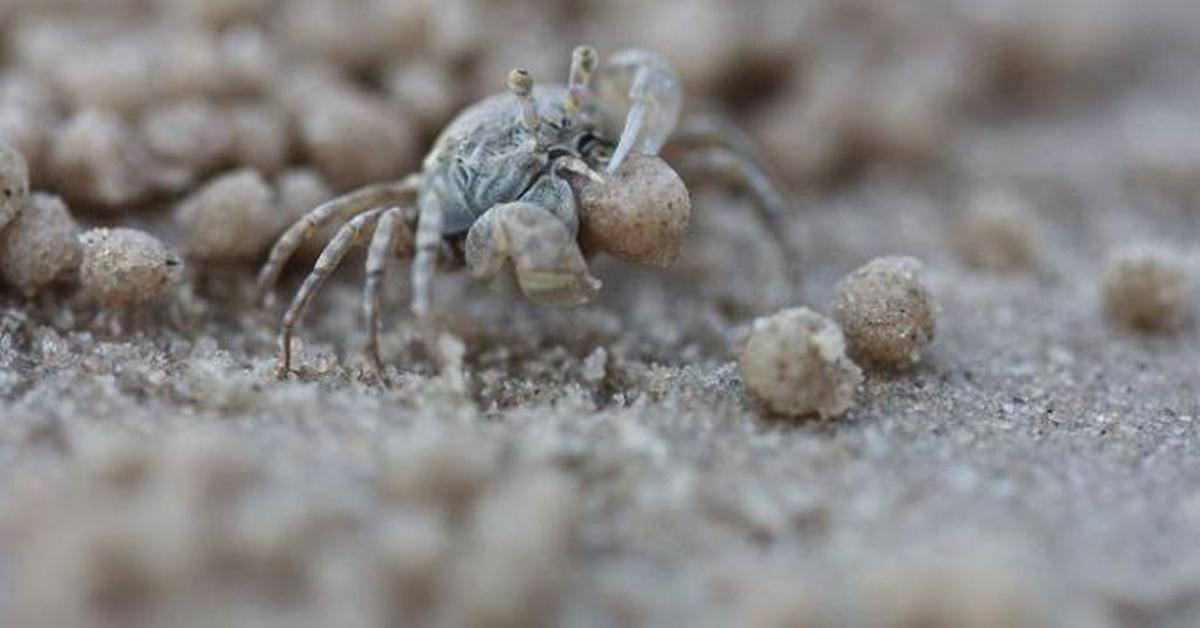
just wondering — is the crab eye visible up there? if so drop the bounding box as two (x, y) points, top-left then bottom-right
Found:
(590, 145), (613, 164)
(575, 134), (613, 165)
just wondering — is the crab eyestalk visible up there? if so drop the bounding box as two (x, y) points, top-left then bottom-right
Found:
(507, 68), (541, 132)
(566, 45), (598, 114)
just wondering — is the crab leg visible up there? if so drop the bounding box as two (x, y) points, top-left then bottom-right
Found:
(672, 112), (794, 221)
(363, 205), (415, 382)
(671, 110), (798, 270)
(278, 207), (388, 374)
(257, 176), (420, 307)
(410, 194), (444, 321)
(676, 146), (793, 226)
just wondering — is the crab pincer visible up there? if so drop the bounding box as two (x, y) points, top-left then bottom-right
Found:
(465, 202), (600, 307)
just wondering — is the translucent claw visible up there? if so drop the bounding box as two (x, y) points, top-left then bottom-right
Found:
(595, 49), (682, 173)
(465, 202), (600, 307)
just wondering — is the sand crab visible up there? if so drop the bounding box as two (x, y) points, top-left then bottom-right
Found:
(258, 46), (791, 378)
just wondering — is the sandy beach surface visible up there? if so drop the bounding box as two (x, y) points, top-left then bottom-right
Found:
(1, 1), (1200, 626)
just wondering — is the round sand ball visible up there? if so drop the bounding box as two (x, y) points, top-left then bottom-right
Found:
(834, 256), (937, 371)
(0, 139), (30, 231)
(219, 24), (281, 96)
(296, 89), (416, 189)
(739, 307), (863, 418)
(1101, 246), (1190, 332)
(574, 154), (691, 267)
(48, 110), (173, 211)
(385, 59), (461, 133)
(957, 191), (1038, 271)
(277, 168), (334, 222)
(0, 72), (56, 114)
(79, 228), (184, 308)
(176, 169), (278, 260)
(227, 105), (290, 175)
(0, 107), (51, 188)
(0, 193), (81, 296)
(139, 99), (234, 176)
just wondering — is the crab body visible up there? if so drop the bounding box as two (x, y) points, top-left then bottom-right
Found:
(422, 86), (602, 237)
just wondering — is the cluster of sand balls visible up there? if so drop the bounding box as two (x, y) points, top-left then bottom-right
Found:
(947, 187), (1193, 334)
(0, 0), (447, 213)
(4, 426), (581, 628)
(742, 233), (1193, 417)
(740, 256), (938, 418)
(950, 188), (1196, 334)
(737, 0), (1143, 185)
(0, 0), (1149, 217)
(0, 140), (182, 308)
(0, 140), (82, 296)
(0, 0), (1158, 303)
(172, 163), (369, 264)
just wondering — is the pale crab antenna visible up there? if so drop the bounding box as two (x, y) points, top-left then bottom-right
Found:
(565, 45), (598, 114)
(507, 68), (541, 132)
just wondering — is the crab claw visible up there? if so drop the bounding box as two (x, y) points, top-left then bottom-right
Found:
(594, 49), (683, 173)
(465, 202), (601, 307)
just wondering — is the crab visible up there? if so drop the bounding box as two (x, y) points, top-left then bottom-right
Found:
(257, 45), (792, 378)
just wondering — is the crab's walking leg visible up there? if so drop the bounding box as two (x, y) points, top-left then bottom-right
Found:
(278, 207), (388, 374)
(672, 111), (802, 293)
(410, 193), (444, 360)
(673, 112), (795, 224)
(257, 176), (420, 307)
(676, 146), (793, 228)
(362, 205), (413, 382)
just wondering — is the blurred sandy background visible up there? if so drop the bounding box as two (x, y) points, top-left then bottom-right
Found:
(2, 0), (1200, 626)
